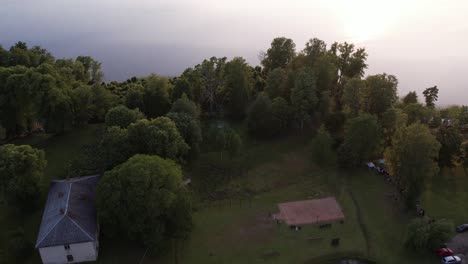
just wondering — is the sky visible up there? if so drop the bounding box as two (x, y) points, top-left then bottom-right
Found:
(1, 0), (468, 105)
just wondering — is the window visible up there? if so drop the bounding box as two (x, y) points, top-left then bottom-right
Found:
(64, 244), (70, 250)
(67, 255), (74, 262)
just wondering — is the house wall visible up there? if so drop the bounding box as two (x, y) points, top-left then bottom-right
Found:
(38, 241), (98, 264)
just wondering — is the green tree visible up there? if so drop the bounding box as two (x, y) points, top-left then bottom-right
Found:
(436, 126), (462, 167)
(0, 144), (46, 208)
(461, 143), (468, 174)
(100, 126), (131, 169)
(170, 94), (200, 119)
(71, 86), (94, 126)
(290, 69), (318, 130)
(380, 108), (408, 147)
(97, 154), (192, 249)
(225, 129), (242, 159)
(125, 83), (145, 110)
(224, 57), (252, 119)
(310, 125), (335, 167)
(127, 117), (189, 161)
(338, 114), (381, 167)
(90, 85), (115, 121)
(166, 112), (202, 159)
(342, 78), (365, 116)
(422, 86), (439, 108)
(265, 67), (286, 99)
(361, 74), (398, 116)
(171, 77), (192, 101)
(403, 103), (431, 124)
(458, 106), (468, 126)
(271, 97), (292, 134)
(405, 218), (453, 252)
(143, 74), (171, 117)
(402, 91), (418, 105)
(246, 93), (274, 138)
(261, 37), (296, 73)
(303, 38), (327, 66)
(385, 123), (440, 208)
(105, 105), (145, 128)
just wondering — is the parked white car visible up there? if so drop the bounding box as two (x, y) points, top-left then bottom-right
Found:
(442, 255), (462, 264)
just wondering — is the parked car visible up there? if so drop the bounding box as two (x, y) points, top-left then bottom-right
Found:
(456, 224), (468, 233)
(438, 248), (454, 257)
(441, 256), (461, 264)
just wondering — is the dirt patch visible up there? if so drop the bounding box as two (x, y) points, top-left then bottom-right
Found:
(233, 213), (275, 244)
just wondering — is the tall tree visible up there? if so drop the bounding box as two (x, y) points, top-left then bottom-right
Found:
(224, 57), (252, 119)
(303, 38), (327, 66)
(338, 114), (381, 167)
(360, 74), (398, 116)
(422, 86), (439, 108)
(290, 69), (318, 130)
(246, 93), (274, 138)
(436, 126), (462, 167)
(342, 78), (365, 116)
(385, 123), (440, 208)
(97, 154), (192, 249)
(265, 68), (286, 99)
(260, 37), (296, 73)
(143, 74), (171, 117)
(402, 91), (418, 105)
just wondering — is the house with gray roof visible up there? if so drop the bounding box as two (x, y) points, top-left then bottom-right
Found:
(36, 175), (100, 264)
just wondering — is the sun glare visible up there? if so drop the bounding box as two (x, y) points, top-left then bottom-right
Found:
(339, 0), (402, 43)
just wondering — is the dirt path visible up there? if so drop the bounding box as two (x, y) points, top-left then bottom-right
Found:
(349, 191), (372, 257)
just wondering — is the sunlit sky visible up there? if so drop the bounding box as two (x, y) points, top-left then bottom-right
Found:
(1, 0), (468, 105)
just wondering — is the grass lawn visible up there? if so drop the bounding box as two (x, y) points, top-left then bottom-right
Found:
(0, 124), (103, 263)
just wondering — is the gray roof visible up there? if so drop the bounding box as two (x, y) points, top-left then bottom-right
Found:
(35, 175), (100, 248)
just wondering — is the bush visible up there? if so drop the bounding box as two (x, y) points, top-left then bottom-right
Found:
(405, 218), (453, 252)
(310, 125), (335, 167)
(105, 105), (145, 128)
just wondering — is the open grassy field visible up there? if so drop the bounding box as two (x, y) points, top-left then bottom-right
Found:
(2, 123), (466, 264)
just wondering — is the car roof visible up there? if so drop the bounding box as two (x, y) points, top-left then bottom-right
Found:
(443, 255), (460, 260)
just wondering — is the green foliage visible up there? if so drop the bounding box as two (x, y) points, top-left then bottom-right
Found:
(380, 108), (408, 146)
(402, 91), (418, 105)
(97, 154), (192, 249)
(458, 106), (468, 126)
(436, 126), (462, 167)
(224, 57), (252, 119)
(105, 105), (145, 128)
(124, 83), (145, 110)
(310, 125), (335, 167)
(361, 74), (398, 116)
(143, 74), (171, 117)
(170, 93), (200, 119)
(71, 86), (94, 126)
(291, 69), (318, 130)
(100, 126), (131, 169)
(0, 144), (46, 208)
(342, 78), (365, 116)
(261, 37), (296, 72)
(423, 86), (439, 108)
(127, 117), (189, 161)
(338, 114), (381, 167)
(385, 123), (440, 208)
(271, 96), (292, 133)
(405, 218), (453, 252)
(246, 93), (274, 138)
(265, 67), (286, 98)
(172, 77), (192, 101)
(166, 112), (202, 159)
(403, 103), (431, 124)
